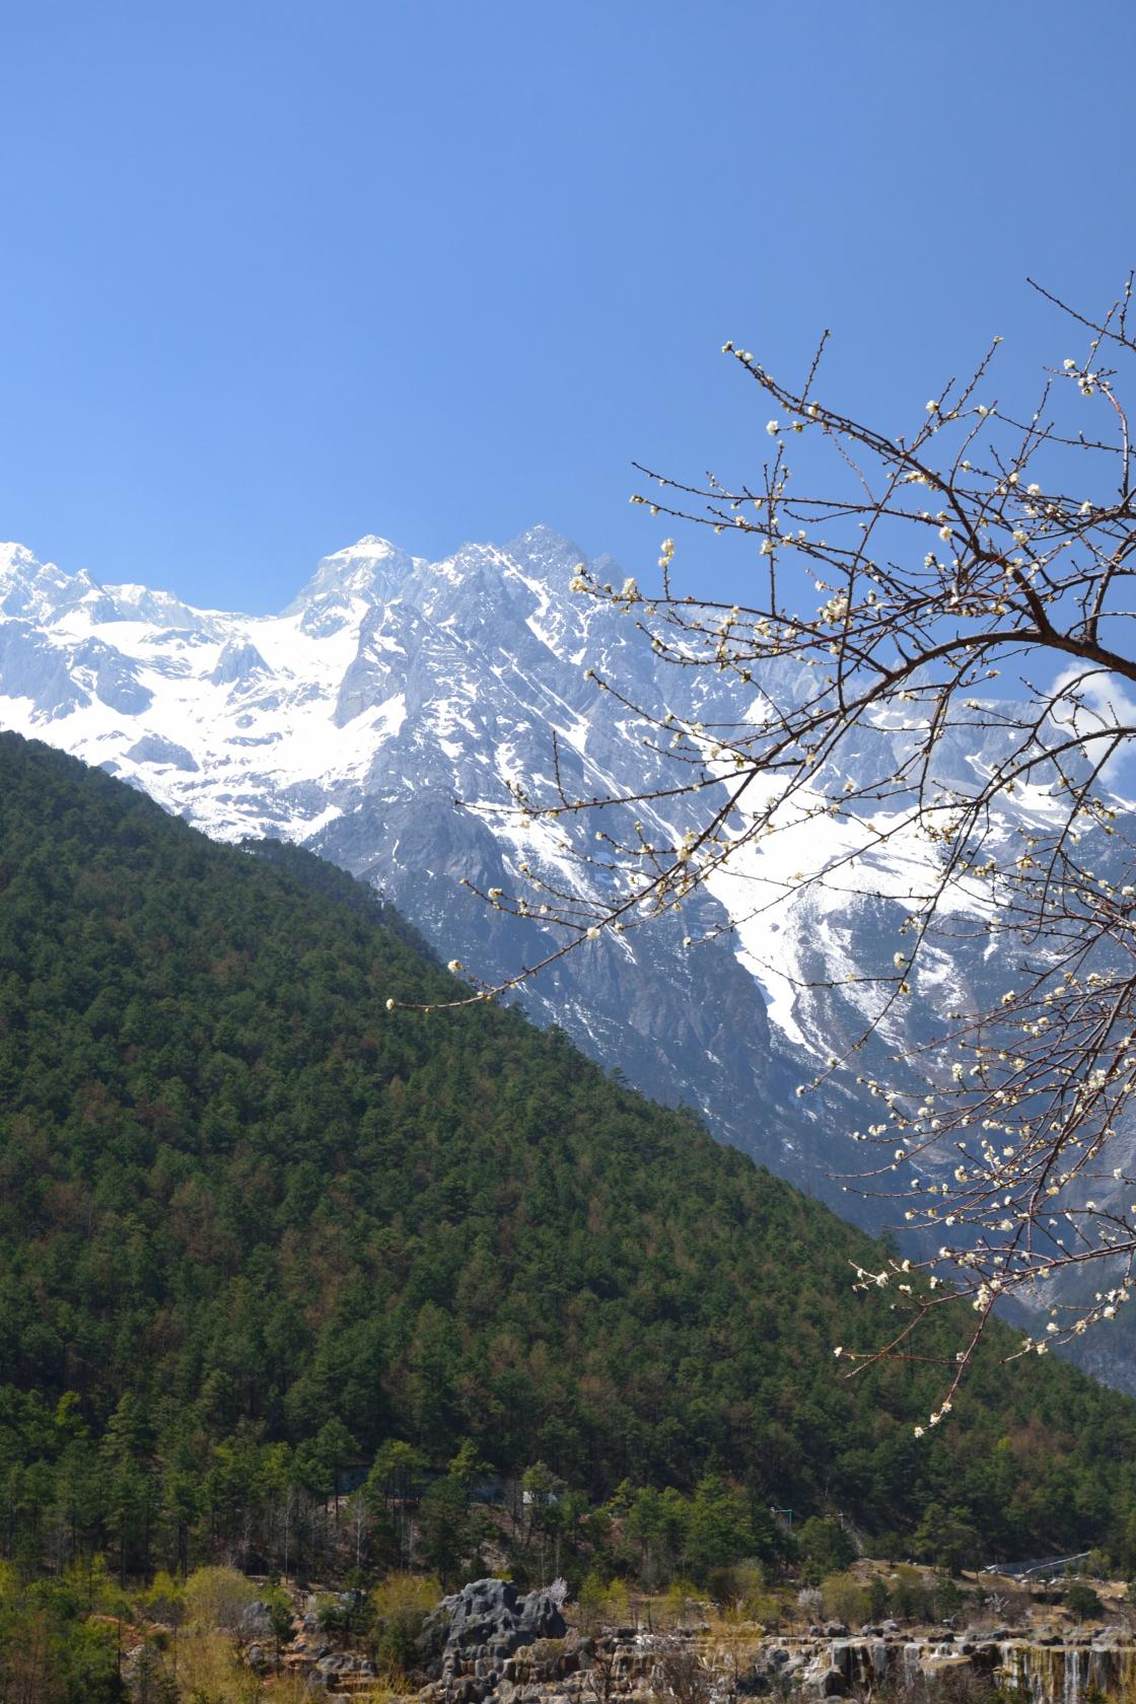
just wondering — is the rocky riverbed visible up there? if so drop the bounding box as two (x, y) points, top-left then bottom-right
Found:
(263, 1577), (1136, 1704)
(148, 1575), (1136, 1704)
(412, 1615), (1136, 1704)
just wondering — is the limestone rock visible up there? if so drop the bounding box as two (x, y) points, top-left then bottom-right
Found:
(420, 1578), (568, 1675)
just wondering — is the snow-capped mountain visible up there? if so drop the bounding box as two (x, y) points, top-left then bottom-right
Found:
(4, 523), (1133, 1396)
(0, 529), (837, 1189)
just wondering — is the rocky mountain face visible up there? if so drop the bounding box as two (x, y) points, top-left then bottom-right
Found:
(0, 524), (1129, 1379)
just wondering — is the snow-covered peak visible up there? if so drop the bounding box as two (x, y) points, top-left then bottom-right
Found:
(353, 533), (404, 556)
(0, 543), (215, 633)
(0, 542), (41, 578)
(0, 542), (95, 622)
(285, 535), (416, 617)
(505, 523), (588, 583)
(92, 581), (214, 630)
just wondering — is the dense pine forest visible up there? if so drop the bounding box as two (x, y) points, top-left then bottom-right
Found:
(3, 730), (1136, 1609)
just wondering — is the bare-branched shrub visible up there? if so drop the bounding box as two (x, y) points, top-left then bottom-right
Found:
(653, 1639), (717, 1704)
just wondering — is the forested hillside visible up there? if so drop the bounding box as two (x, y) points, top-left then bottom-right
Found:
(2, 731), (1136, 1588)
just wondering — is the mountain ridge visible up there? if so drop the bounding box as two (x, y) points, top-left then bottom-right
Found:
(0, 525), (819, 1188)
(1, 524), (1132, 1392)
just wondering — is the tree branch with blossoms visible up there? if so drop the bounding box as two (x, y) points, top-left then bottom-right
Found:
(403, 276), (1136, 1418)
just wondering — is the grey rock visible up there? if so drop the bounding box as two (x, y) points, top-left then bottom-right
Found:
(238, 1601), (275, 1639)
(0, 621), (89, 716)
(74, 638), (152, 713)
(420, 1577), (568, 1675)
(126, 733), (199, 771)
(211, 639), (269, 686)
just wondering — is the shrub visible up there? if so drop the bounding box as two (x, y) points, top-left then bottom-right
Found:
(658, 1580), (703, 1630)
(316, 1590), (363, 1634)
(575, 1571), (610, 1632)
(181, 1566), (259, 1636)
(527, 1637), (567, 1665)
(576, 1574), (632, 1631)
(866, 1576), (890, 1621)
(0, 1573), (124, 1703)
(935, 1576), (967, 1620)
(131, 1643), (178, 1704)
(1065, 1582), (1104, 1621)
(654, 1639), (716, 1704)
(268, 1585), (296, 1649)
(168, 1628), (263, 1702)
(136, 1570), (185, 1629)
(370, 1571), (442, 1677)
(890, 1565), (933, 1622)
(708, 1562), (761, 1611)
(707, 1562), (780, 1626)
(821, 1572), (870, 1627)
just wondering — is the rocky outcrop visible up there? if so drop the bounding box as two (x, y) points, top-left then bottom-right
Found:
(210, 639), (269, 687)
(420, 1577), (569, 1682)
(126, 732), (199, 770)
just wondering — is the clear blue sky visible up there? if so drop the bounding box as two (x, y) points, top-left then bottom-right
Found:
(2, 0), (1133, 612)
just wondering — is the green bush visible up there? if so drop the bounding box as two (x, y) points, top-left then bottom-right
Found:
(181, 1566), (259, 1636)
(707, 1562), (770, 1617)
(820, 1571), (870, 1627)
(1065, 1581), (1104, 1621)
(889, 1565), (933, 1622)
(371, 1573), (442, 1677)
(866, 1576), (890, 1621)
(798, 1518), (856, 1585)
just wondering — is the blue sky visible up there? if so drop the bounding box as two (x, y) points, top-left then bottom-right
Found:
(2, 1), (1133, 613)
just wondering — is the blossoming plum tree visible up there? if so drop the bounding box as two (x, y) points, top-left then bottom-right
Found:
(448, 277), (1136, 1419)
